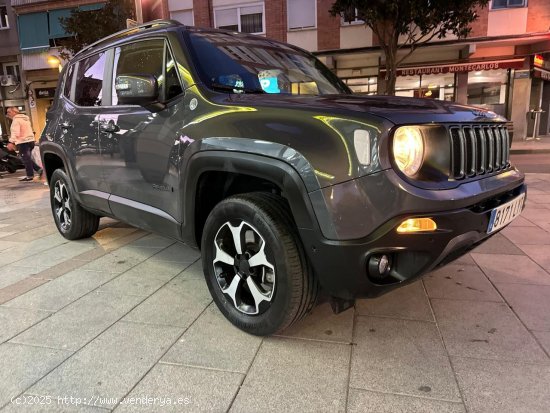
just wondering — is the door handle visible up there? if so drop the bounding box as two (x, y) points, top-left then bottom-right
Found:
(61, 121), (73, 129)
(100, 123), (120, 133)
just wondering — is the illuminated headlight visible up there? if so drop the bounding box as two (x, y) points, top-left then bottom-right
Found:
(354, 129), (371, 166)
(392, 126), (425, 177)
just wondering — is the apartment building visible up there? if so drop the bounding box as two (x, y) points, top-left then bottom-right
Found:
(163, 0), (550, 139)
(9, 0), (106, 135)
(0, 0), (26, 138)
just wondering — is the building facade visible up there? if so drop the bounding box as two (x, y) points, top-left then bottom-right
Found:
(0, 0), (26, 139)
(163, 0), (550, 139)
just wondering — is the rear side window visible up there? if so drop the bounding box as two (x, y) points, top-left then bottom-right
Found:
(74, 52), (106, 107)
(111, 39), (183, 105)
(63, 64), (74, 99)
(112, 40), (164, 105)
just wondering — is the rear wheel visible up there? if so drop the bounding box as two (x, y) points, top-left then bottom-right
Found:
(201, 193), (318, 336)
(50, 169), (99, 240)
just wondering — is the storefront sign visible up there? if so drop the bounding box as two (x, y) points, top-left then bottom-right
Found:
(534, 67), (550, 81)
(514, 70), (530, 79)
(534, 54), (544, 67)
(35, 87), (56, 99)
(381, 58), (525, 77)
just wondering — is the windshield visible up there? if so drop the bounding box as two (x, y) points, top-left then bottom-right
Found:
(185, 29), (351, 95)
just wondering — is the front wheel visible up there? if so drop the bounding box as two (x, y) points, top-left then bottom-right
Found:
(201, 193), (318, 336)
(50, 168), (99, 240)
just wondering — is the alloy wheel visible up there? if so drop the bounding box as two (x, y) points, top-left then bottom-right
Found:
(53, 180), (72, 231)
(212, 221), (275, 315)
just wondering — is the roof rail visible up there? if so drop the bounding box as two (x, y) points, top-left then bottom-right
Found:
(74, 20), (182, 58)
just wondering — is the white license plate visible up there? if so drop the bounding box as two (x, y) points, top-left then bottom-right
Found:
(487, 193), (526, 234)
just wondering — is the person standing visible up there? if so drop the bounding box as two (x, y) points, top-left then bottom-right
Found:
(6, 107), (42, 182)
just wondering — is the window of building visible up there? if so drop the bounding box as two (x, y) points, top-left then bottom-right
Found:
(340, 7), (364, 25)
(214, 3), (264, 34)
(171, 9), (193, 26)
(288, 0), (316, 29)
(395, 73), (455, 101)
(491, 0), (526, 9)
(2, 63), (20, 81)
(74, 52), (106, 107)
(343, 77), (377, 94)
(0, 6), (9, 29)
(467, 69), (509, 116)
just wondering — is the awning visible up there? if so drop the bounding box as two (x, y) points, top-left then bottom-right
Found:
(79, 3), (105, 11)
(49, 8), (72, 39)
(381, 58), (526, 77)
(18, 12), (49, 52)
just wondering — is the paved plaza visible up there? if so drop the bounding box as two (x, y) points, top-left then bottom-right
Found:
(0, 171), (549, 412)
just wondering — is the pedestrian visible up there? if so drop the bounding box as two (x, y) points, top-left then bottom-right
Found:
(6, 107), (42, 182)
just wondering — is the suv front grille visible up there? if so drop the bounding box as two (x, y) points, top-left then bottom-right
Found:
(449, 124), (511, 180)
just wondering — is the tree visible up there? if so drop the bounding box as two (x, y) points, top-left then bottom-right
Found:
(330, 0), (489, 95)
(59, 0), (135, 60)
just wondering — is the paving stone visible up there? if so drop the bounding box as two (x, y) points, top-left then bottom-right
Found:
(528, 194), (550, 204)
(115, 364), (243, 413)
(127, 233), (176, 249)
(471, 233), (524, 255)
(508, 215), (537, 227)
(4, 269), (120, 312)
(148, 243), (200, 263)
(2, 400), (108, 412)
(162, 304), (262, 373)
(495, 284), (550, 331)
(0, 278), (49, 305)
(452, 357), (550, 413)
(347, 389), (466, 413)
(178, 260), (204, 279)
(277, 302), (354, 343)
(432, 299), (547, 362)
(517, 244), (550, 272)
(10, 242), (95, 271)
(0, 343), (71, 408)
(356, 282), (434, 322)
(471, 253), (550, 285)
(123, 276), (211, 328)
(424, 264), (502, 302)
(350, 317), (461, 401)
(29, 321), (182, 409)
(501, 226), (550, 245)
(448, 253), (477, 266)
(231, 337), (350, 412)
(11, 291), (144, 351)
(0, 306), (51, 343)
(98, 260), (189, 297)
(78, 250), (151, 274)
(0, 265), (50, 290)
(533, 331), (550, 355)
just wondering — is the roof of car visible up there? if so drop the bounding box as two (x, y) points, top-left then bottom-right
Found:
(73, 20), (183, 59)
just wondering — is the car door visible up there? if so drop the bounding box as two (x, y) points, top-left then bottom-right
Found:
(98, 38), (186, 237)
(57, 52), (110, 213)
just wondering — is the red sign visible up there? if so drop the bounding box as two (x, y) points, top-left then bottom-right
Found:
(534, 54), (544, 67)
(381, 58), (525, 77)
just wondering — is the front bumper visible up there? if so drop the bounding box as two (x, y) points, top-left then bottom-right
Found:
(299, 169), (526, 300)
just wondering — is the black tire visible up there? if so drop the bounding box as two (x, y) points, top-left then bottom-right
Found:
(201, 192), (318, 336)
(50, 168), (99, 240)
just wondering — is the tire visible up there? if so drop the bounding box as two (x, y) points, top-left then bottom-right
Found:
(201, 192), (318, 336)
(49, 168), (99, 240)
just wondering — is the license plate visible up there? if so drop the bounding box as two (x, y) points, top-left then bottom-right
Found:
(487, 193), (526, 234)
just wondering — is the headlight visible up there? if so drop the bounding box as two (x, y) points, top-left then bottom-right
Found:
(392, 126), (425, 176)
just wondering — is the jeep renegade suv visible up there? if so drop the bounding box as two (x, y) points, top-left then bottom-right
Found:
(41, 21), (526, 335)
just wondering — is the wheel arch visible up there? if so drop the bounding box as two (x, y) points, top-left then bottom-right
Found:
(182, 151), (320, 249)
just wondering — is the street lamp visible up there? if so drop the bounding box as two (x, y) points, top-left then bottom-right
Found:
(47, 56), (62, 73)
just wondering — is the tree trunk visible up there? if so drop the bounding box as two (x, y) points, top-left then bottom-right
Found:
(383, 36), (399, 96)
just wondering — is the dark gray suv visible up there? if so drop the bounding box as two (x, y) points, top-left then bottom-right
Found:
(41, 21), (526, 335)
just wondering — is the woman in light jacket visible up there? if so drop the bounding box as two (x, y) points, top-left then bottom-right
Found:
(7, 107), (42, 182)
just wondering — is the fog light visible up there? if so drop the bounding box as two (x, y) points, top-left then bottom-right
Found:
(368, 254), (392, 279)
(397, 218), (437, 233)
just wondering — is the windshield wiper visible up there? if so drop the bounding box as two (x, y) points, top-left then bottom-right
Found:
(209, 82), (265, 94)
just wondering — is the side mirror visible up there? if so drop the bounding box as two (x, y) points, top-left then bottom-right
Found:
(115, 74), (159, 105)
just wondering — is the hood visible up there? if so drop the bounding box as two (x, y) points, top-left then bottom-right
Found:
(13, 114), (30, 122)
(227, 94), (507, 125)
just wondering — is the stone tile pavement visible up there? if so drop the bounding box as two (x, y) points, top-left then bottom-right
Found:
(0, 171), (550, 412)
